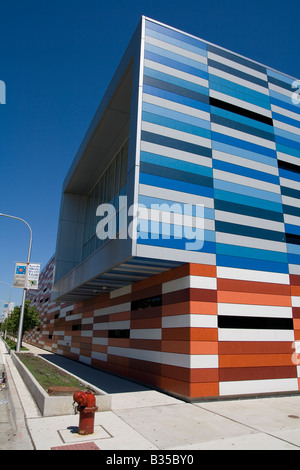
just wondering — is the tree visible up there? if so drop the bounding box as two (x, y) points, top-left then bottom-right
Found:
(1, 300), (40, 336)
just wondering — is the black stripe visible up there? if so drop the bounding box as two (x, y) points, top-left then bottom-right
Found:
(218, 315), (293, 330)
(278, 159), (300, 174)
(209, 97), (273, 126)
(214, 199), (284, 222)
(141, 131), (212, 158)
(286, 233), (300, 246)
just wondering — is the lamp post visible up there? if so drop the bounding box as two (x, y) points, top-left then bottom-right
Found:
(0, 213), (32, 352)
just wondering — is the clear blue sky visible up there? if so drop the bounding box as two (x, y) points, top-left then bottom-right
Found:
(0, 0), (299, 308)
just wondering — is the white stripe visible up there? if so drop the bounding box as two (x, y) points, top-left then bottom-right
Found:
(143, 92), (211, 121)
(91, 351), (107, 362)
(141, 140), (212, 168)
(213, 168), (280, 194)
(110, 284), (132, 299)
(284, 214), (300, 226)
(130, 329), (162, 340)
(215, 210), (285, 233)
(145, 34), (208, 65)
(271, 104), (300, 123)
(212, 149), (279, 176)
(215, 232), (287, 253)
(218, 304), (293, 318)
(162, 314), (217, 328)
(280, 176), (300, 191)
(94, 302), (131, 317)
(210, 89), (272, 117)
(219, 378), (298, 397)
(207, 52), (268, 81)
(139, 183), (215, 208)
(211, 123), (276, 150)
(217, 266), (290, 284)
(282, 195), (300, 209)
(136, 243), (216, 264)
(209, 66), (270, 95)
(273, 119), (300, 135)
(218, 329), (294, 342)
(142, 121), (211, 148)
(162, 275), (217, 294)
(92, 337), (108, 345)
(144, 58), (209, 88)
(269, 82), (293, 98)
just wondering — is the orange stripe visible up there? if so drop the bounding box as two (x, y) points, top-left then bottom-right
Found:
(189, 264), (217, 277)
(190, 382), (219, 398)
(217, 290), (292, 306)
(219, 354), (294, 368)
(190, 301), (218, 315)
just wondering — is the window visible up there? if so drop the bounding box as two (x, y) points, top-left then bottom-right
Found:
(131, 295), (162, 311)
(108, 329), (130, 339)
(82, 139), (128, 260)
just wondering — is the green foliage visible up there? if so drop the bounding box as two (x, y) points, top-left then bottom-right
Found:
(1, 300), (40, 335)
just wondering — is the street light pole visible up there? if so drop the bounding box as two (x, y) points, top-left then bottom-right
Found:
(0, 213), (32, 352)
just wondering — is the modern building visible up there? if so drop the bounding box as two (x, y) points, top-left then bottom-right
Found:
(25, 17), (300, 400)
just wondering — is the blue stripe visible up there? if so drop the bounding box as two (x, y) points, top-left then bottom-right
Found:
(275, 134), (300, 150)
(142, 102), (211, 129)
(209, 75), (271, 108)
(212, 140), (278, 167)
(216, 254), (289, 273)
(214, 179), (282, 203)
(272, 112), (300, 129)
(276, 143), (300, 159)
(211, 105), (274, 134)
(137, 233), (215, 253)
(139, 173), (214, 197)
(279, 168), (300, 182)
(285, 224), (300, 236)
(142, 111), (211, 140)
(144, 67), (209, 96)
(211, 132), (277, 159)
(216, 243), (288, 263)
(144, 46), (208, 75)
(145, 21), (207, 53)
(270, 97), (300, 115)
(140, 151), (213, 177)
(214, 188), (283, 213)
(213, 159), (279, 185)
(143, 84), (210, 113)
(139, 195), (215, 220)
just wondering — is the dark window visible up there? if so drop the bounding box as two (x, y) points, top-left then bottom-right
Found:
(108, 329), (130, 339)
(72, 324), (81, 331)
(131, 295), (162, 311)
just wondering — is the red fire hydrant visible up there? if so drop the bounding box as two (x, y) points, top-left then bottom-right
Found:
(73, 390), (98, 435)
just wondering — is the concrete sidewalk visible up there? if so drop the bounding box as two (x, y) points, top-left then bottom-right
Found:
(1, 339), (300, 450)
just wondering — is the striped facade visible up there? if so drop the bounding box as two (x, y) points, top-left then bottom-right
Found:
(25, 18), (300, 400)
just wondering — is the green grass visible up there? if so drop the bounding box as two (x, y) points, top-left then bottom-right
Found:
(16, 353), (85, 392)
(4, 338), (28, 351)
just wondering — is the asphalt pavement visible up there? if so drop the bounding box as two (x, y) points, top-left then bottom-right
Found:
(1, 338), (300, 451)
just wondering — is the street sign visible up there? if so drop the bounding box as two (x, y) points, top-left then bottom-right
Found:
(13, 262), (40, 289)
(13, 262), (27, 288)
(26, 263), (40, 289)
